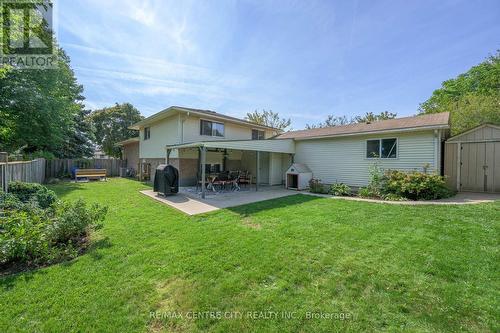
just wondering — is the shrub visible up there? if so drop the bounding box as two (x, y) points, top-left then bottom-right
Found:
(380, 170), (453, 200)
(8, 182), (57, 209)
(309, 178), (329, 194)
(47, 199), (107, 244)
(358, 187), (375, 198)
(0, 191), (108, 267)
(0, 210), (51, 265)
(0, 191), (24, 211)
(329, 183), (351, 196)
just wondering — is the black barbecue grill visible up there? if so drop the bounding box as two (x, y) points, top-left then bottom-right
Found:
(153, 164), (179, 196)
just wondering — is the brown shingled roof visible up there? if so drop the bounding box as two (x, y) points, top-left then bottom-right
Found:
(277, 112), (450, 140)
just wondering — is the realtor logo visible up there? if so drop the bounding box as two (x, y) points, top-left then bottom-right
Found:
(1, 0), (56, 69)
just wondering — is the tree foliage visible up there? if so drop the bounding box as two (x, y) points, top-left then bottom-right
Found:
(306, 111), (397, 129)
(419, 51), (500, 135)
(245, 109), (291, 131)
(0, 49), (94, 158)
(354, 111), (397, 123)
(306, 115), (351, 129)
(0, 5), (94, 158)
(88, 103), (143, 157)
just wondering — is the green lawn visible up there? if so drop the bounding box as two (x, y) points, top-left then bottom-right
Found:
(1, 178), (499, 332)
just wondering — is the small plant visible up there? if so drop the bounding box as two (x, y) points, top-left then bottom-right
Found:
(382, 193), (407, 201)
(358, 187), (375, 198)
(7, 182), (57, 209)
(329, 183), (351, 196)
(309, 178), (329, 194)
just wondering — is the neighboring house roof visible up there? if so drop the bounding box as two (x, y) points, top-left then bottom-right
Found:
(116, 137), (140, 146)
(129, 106), (277, 131)
(278, 112), (450, 140)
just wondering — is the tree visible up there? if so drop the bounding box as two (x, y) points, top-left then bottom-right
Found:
(354, 111), (397, 123)
(0, 5), (94, 158)
(305, 115), (352, 129)
(89, 103), (143, 157)
(419, 51), (500, 135)
(245, 109), (291, 131)
(0, 49), (94, 158)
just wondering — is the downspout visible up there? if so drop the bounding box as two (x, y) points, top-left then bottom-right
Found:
(434, 130), (439, 174)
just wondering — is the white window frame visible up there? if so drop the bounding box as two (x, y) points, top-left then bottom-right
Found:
(200, 119), (225, 137)
(365, 138), (398, 159)
(251, 129), (265, 140)
(144, 127), (151, 140)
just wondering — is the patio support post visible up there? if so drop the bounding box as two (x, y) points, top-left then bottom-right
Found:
(166, 148), (171, 164)
(256, 151), (260, 192)
(200, 146), (206, 199)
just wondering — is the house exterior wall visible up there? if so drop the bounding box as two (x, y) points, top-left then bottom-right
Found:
(293, 130), (439, 187)
(139, 113), (275, 159)
(139, 114), (179, 158)
(122, 142), (139, 170)
(269, 152), (283, 185)
(181, 115), (274, 143)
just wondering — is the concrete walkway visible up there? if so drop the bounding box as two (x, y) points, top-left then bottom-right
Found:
(305, 191), (500, 205)
(140, 186), (296, 215)
(141, 188), (499, 215)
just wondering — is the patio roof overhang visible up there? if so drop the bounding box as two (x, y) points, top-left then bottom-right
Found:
(165, 138), (296, 154)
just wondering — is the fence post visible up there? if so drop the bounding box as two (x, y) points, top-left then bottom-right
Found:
(0, 152), (8, 192)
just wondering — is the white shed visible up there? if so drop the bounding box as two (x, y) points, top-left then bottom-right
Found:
(286, 163), (312, 190)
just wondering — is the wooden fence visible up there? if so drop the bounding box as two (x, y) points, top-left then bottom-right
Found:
(45, 158), (125, 179)
(0, 158), (46, 192)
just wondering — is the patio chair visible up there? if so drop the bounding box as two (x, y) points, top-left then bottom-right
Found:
(238, 171), (251, 189)
(217, 171), (230, 191)
(228, 171), (241, 191)
(210, 175), (224, 192)
(196, 172), (212, 192)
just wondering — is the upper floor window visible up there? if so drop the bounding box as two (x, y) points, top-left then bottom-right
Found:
(144, 127), (151, 140)
(252, 129), (265, 140)
(200, 120), (224, 137)
(366, 138), (397, 158)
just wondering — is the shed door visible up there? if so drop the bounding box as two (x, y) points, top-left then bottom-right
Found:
(460, 141), (500, 192)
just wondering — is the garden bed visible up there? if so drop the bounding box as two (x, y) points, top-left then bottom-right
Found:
(0, 181), (107, 274)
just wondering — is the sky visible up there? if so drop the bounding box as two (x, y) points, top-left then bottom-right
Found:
(58, 0), (500, 129)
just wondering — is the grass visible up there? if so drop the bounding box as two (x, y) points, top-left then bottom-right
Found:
(1, 178), (499, 332)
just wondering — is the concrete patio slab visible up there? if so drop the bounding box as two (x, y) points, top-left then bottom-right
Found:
(140, 186), (296, 215)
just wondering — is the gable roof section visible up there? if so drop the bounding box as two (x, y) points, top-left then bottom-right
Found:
(447, 123), (500, 142)
(278, 112), (450, 140)
(129, 106), (277, 130)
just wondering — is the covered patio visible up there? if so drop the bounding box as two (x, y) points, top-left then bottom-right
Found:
(165, 139), (295, 199)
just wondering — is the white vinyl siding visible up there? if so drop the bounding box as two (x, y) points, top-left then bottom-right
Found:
(139, 115), (179, 158)
(294, 131), (437, 187)
(182, 116), (273, 143)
